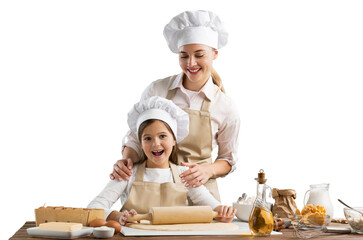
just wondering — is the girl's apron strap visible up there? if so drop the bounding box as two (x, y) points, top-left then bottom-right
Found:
(135, 161), (146, 181)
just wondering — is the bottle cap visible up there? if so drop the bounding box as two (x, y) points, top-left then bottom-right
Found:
(255, 169), (267, 184)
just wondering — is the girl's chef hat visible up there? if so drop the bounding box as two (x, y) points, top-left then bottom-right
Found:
(127, 96), (189, 143)
(163, 10), (228, 53)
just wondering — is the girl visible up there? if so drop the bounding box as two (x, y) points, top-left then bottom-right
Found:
(88, 96), (236, 225)
(110, 10), (240, 203)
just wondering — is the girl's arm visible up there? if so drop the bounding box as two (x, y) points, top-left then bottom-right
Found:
(181, 166), (220, 208)
(87, 174), (131, 219)
(183, 166), (236, 223)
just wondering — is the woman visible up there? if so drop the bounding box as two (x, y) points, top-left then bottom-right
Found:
(110, 10), (240, 202)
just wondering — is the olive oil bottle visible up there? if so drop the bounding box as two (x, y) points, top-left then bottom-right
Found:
(248, 169), (274, 236)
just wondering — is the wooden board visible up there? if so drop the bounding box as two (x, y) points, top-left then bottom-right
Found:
(126, 222), (239, 231)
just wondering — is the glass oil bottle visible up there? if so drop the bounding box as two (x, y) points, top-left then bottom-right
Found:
(248, 169), (274, 236)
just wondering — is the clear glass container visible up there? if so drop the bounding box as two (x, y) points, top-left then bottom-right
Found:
(344, 207), (363, 234)
(248, 169), (274, 236)
(303, 183), (334, 220)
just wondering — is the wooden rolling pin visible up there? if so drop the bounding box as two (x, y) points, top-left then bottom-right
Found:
(127, 206), (233, 225)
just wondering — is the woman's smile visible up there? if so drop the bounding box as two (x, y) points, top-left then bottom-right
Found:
(187, 67), (201, 74)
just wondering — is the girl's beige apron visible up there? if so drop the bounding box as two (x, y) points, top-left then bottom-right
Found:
(121, 161), (188, 214)
(167, 89), (221, 202)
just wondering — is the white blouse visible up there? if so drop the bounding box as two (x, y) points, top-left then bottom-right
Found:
(87, 165), (221, 219)
(122, 73), (240, 173)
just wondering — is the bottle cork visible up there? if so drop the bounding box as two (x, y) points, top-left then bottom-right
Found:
(255, 169), (267, 184)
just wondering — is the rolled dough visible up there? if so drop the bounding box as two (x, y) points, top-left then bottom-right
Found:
(126, 222), (239, 231)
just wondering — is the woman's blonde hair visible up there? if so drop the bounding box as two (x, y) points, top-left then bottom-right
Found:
(138, 119), (178, 165)
(211, 68), (225, 93)
(211, 47), (225, 93)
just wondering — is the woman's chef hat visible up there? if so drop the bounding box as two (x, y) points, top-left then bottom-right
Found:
(127, 96), (189, 143)
(163, 10), (228, 53)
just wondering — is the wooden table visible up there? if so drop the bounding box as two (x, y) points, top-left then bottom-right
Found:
(9, 221), (363, 239)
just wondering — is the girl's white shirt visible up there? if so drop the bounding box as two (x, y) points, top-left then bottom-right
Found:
(123, 73), (240, 173)
(87, 164), (221, 219)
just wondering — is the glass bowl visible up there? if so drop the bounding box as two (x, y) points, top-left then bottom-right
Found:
(344, 207), (363, 234)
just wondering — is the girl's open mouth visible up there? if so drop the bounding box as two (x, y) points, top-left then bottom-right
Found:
(152, 150), (164, 156)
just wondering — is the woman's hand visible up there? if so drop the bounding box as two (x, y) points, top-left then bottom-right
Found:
(214, 205), (236, 223)
(179, 162), (213, 187)
(110, 147), (138, 181)
(109, 158), (134, 181)
(118, 209), (138, 226)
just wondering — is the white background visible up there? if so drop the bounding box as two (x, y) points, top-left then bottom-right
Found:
(1, 0), (363, 239)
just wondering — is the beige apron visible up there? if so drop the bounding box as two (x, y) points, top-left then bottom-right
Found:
(121, 161), (188, 214)
(166, 88), (221, 202)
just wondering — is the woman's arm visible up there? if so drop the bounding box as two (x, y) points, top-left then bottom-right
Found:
(205, 160), (232, 178)
(180, 160), (231, 187)
(214, 99), (241, 173)
(110, 145), (139, 181)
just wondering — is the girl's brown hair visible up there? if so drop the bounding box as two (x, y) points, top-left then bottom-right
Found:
(138, 119), (178, 165)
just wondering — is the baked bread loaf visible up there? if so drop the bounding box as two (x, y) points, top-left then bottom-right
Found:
(35, 206), (105, 226)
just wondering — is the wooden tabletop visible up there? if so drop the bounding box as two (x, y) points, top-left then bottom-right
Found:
(9, 221), (363, 239)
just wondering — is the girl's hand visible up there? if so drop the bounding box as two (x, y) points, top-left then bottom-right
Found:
(119, 209), (138, 226)
(214, 205), (236, 223)
(179, 162), (213, 187)
(109, 158), (134, 181)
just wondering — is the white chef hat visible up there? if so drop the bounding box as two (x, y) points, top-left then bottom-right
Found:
(163, 10), (228, 53)
(127, 96), (189, 143)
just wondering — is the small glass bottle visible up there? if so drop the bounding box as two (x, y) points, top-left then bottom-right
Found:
(248, 169), (274, 236)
